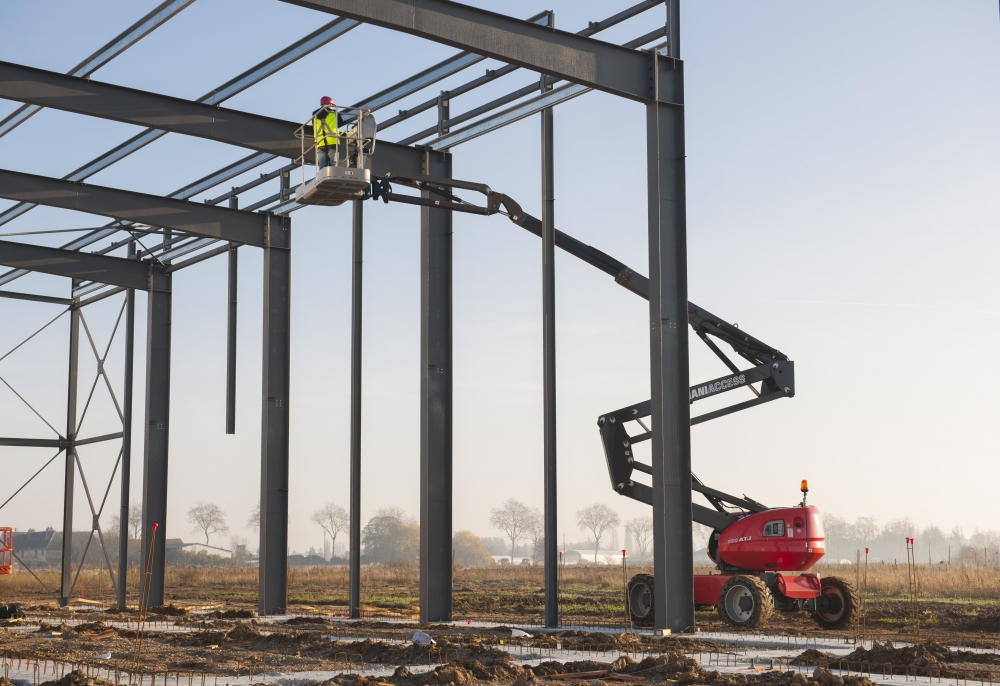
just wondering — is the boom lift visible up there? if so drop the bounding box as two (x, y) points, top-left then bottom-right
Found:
(294, 124), (858, 631)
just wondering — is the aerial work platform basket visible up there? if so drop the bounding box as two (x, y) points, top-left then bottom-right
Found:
(295, 108), (377, 207)
(0, 527), (12, 574)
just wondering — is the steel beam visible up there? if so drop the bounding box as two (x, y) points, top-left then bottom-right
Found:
(348, 200), (363, 619)
(647, 0), (693, 632)
(419, 150), (453, 623)
(0, 239), (166, 291)
(0, 170), (269, 247)
(226, 199), (239, 435)
(0, 289), (72, 305)
(540, 72), (558, 629)
(141, 277), (172, 607)
(259, 216), (292, 616)
(59, 304), (80, 605)
(0, 62), (425, 176)
(0, 61), (307, 161)
(118, 243), (136, 608)
(278, 0), (665, 104)
(0, 0), (194, 139)
(0, 437), (62, 448)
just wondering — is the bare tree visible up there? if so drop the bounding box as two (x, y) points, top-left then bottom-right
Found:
(311, 502), (350, 557)
(187, 502), (229, 546)
(522, 507), (544, 564)
(490, 499), (533, 564)
(854, 516), (879, 547)
(576, 503), (620, 563)
(247, 501), (260, 532)
(128, 499), (143, 540)
(625, 516), (654, 561)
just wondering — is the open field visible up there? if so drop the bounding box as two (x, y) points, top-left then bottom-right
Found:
(5, 562), (1000, 632)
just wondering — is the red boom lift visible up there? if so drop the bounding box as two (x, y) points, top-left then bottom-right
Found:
(597, 308), (858, 630)
(297, 137), (859, 631)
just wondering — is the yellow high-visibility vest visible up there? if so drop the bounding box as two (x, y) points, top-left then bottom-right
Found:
(312, 108), (340, 148)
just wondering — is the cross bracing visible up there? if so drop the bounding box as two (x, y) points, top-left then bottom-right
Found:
(0, 0), (721, 632)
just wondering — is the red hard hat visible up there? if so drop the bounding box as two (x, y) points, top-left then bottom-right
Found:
(320, 96), (335, 106)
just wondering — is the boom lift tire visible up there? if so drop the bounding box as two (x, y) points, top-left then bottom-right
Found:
(717, 575), (774, 629)
(810, 576), (858, 630)
(626, 573), (656, 627)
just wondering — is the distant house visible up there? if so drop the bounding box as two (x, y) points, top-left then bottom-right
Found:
(562, 550), (625, 565)
(179, 542), (232, 557)
(12, 528), (58, 567)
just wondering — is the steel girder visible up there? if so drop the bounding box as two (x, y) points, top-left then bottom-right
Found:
(0, 61), (424, 175)
(0, 170), (269, 248)
(278, 0), (667, 104)
(0, 0), (195, 139)
(0, 239), (166, 291)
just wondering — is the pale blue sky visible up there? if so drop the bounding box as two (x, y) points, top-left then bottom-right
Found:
(0, 1), (997, 555)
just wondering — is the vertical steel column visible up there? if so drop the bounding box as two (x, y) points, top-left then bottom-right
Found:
(59, 299), (80, 605)
(258, 215), (292, 616)
(226, 194), (239, 435)
(348, 199), (363, 619)
(648, 0), (694, 633)
(540, 50), (559, 628)
(419, 149), (453, 623)
(117, 242), (137, 608)
(141, 275), (172, 606)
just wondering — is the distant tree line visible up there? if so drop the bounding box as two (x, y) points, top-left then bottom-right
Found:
(824, 514), (1000, 565)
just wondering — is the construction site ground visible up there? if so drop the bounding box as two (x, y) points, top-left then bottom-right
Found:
(0, 598), (997, 686)
(2, 565), (999, 686)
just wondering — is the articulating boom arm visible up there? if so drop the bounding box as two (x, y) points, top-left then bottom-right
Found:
(368, 172), (794, 524)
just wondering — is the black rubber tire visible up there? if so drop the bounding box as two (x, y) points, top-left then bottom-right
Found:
(717, 575), (774, 629)
(811, 576), (858, 630)
(626, 573), (656, 627)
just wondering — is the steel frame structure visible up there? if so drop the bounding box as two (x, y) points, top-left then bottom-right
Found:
(0, 0), (726, 631)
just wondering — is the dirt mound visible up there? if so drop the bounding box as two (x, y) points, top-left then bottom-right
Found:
(39, 670), (115, 686)
(212, 609), (254, 619)
(149, 604), (188, 617)
(964, 608), (1000, 633)
(71, 622), (109, 634)
(846, 640), (1000, 678)
(793, 649), (837, 666)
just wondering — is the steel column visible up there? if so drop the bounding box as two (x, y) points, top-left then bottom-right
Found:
(541, 66), (558, 628)
(117, 243), (137, 608)
(419, 150), (453, 623)
(258, 216), (292, 616)
(59, 302), (80, 605)
(141, 278), (172, 607)
(226, 196), (239, 434)
(348, 199), (363, 619)
(647, 0), (693, 633)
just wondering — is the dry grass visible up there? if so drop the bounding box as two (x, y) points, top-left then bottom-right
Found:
(815, 562), (1000, 601)
(5, 561), (1000, 614)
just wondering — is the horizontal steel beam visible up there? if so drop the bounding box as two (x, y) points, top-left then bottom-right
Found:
(0, 61), (307, 160)
(425, 25), (668, 149)
(0, 61), (426, 177)
(0, 170), (270, 247)
(0, 437), (62, 448)
(279, 0), (667, 103)
(0, 289), (72, 305)
(0, 239), (166, 291)
(0, 0), (195, 139)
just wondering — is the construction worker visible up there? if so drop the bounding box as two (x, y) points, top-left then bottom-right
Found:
(313, 96), (340, 168)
